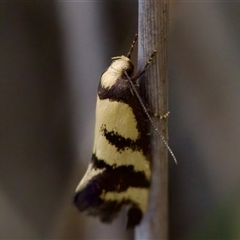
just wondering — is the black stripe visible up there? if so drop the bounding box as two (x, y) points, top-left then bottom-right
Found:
(91, 154), (150, 191)
(98, 76), (138, 108)
(74, 154), (149, 225)
(100, 124), (141, 152)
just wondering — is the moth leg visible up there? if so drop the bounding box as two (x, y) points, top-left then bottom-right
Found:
(146, 106), (170, 120)
(153, 111), (170, 120)
(132, 50), (157, 81)
(145, 111), (170, 136)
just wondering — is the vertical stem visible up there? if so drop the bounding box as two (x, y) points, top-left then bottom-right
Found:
(135, 0), (169, 239)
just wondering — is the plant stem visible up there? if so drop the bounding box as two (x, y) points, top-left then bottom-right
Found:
(135, 0), (169, 239)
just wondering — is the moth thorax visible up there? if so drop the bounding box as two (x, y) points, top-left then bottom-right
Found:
(110, 55), (134, 77)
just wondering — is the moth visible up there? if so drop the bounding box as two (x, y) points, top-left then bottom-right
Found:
(74, 35), (176, 228)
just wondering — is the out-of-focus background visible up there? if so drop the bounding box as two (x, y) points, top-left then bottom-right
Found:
(1, 2), (240, 239)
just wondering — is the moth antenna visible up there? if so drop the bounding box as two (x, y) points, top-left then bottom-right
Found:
(131, 50), (157, 81)
(126, 34), (138, 59)
(124, 69), (178, 165)
(143, 50), (157, 71)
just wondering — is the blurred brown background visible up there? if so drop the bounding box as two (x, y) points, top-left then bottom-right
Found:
(1, 1), (240, 239)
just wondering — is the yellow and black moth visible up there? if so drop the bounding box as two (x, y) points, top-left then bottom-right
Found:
(74, 35), (176, 228)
